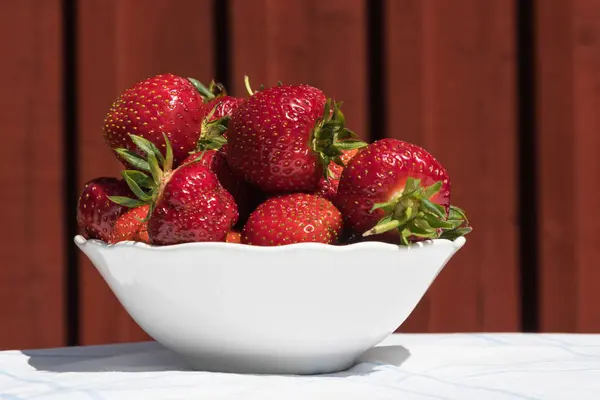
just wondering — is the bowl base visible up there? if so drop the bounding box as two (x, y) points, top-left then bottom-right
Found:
(182, 351), (359, 375)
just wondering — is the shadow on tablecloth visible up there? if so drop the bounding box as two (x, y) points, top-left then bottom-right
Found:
(22, 342), (410, 377)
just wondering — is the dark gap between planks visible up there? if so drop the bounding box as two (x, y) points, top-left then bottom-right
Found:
(367, 0), (386, 142)
(516, 0), (539, 332)
(62, 0), (80, 346)
(214, 0), (231, 91)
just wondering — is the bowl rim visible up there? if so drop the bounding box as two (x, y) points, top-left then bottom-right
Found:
(74, 235), (466, 253)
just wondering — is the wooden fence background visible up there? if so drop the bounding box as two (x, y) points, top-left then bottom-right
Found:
(1, 0), (599, 350)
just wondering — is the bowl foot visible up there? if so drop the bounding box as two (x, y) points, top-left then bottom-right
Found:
(182, 352), (359, 375)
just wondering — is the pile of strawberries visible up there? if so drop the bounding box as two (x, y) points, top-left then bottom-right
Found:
(77, 73), (471, 247)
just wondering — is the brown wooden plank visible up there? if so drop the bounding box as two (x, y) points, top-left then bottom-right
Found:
(386, 0), (520, 332)
(537, 0), (600, 332)
(0, 0), (65, 349)
(230, 0), (368, 140)
(77, 0), (215, 344)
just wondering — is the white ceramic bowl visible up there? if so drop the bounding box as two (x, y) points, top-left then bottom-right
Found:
(75, 235), (466, 375)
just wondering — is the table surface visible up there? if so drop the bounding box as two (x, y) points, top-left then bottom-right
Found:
(1, 333), (599, 400)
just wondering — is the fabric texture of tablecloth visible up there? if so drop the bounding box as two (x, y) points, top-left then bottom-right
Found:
(1, 333), (599, 399)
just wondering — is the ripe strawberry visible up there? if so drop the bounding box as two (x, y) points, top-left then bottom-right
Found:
(109, 205), (150, 244)
(336, 138), (471, 245)
(315, 148), (359, 201)
(77, 178), (133, 242)
(227, 79), (366, 193)
(225, 230), (242, 243)
(109, 134), (238, 245)
(148, 162), (238, 245)
(242, 193), (343, 246)
(103, 73), (209, 168)
(183, 150), (263, 227)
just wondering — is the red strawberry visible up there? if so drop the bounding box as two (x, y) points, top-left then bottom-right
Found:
(336, 138), (471, 245)
(227, 79), (366, 193)
(242, 193), (343, 246)
(315, 148), (359, 201)
(148, 162), (238, 245)
(110, 134), (238, 245)
(77, 178), (133, 242)
(109, 205), (150, 244)
(225, 230), (242, 243)
(183, 151), (263, 227)
(103, 73), (211, 169)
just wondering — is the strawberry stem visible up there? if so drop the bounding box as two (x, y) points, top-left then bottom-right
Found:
(244, 75), (254, 96)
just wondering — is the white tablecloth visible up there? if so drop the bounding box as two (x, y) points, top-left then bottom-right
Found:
(1, 333), (599, 399)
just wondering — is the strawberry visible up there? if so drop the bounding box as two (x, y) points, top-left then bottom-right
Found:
(225, 230), (242, 243)
(336, 138), (471, 245)
(315, 148), (359, 201)
(103, 74), (239, 171)
(227, 78), (367, 193)
(242, 193), (343, 246)
(183, 150), (263, 227)
(109, 134), (238, 245)
(109, 205), (150, 244)
(77, 177), (133, 242)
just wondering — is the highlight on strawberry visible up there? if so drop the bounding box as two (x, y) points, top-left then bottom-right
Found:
(76, 73), (472, 247)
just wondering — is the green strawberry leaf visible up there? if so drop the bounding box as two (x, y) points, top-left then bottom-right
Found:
(122, 170), (154, 189)
(403, 177), (421, 195)
(363, 218), (401, 237)
(188, 77), (214, 100)
(163, 133), (174, 172)
(107, 196), (147, 208)
(370, 201), (395, 214)
(422, 181), (442, 199)
(130, 134), (165, 167)
(335, 140), (368, 151)
(448, 205), (469, 221)
(147, 151), (163, 185)
(440, 226), (473, 241)
(400, 228), (411, 246)
(121, 171), (152, 202)
(421, 199), (446, 219)
(115, 149), (151, 172)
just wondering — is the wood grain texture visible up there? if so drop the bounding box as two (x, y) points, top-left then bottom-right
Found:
(536, 0), (600, 332)
(230, 0), (368, 140)
(385, 0), (520, 332)
(77, 0), (215, 344)
(0, 0), (65, 349)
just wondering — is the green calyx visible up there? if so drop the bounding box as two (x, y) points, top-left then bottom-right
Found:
(362, 177), (472, 245)
(187, 77), (227, 102)
(108, 133), (176, 221)
(195, 102), (230, 152)
(311, 99), (368, 179)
